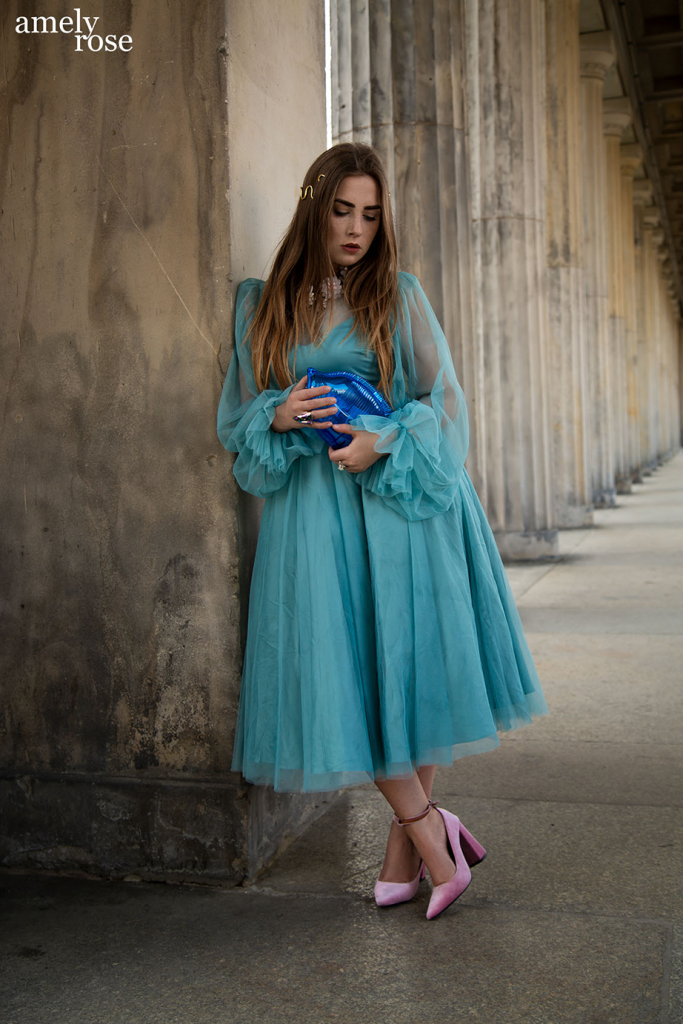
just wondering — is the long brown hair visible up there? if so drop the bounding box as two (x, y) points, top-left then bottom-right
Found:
(249, 143), (398, 401)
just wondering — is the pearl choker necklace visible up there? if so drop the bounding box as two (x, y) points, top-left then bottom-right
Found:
(309, 266), (348, 309)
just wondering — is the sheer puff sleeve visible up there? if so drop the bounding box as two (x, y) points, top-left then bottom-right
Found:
(351, 272), (469, 521)
(217, 279), (317, 496)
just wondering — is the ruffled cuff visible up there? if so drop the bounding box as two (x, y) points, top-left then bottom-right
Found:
(221, 384), (317, 496)
(350, 403), (465, 521)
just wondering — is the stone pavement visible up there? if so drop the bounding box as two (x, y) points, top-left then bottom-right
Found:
(2, 452), (682, 1024)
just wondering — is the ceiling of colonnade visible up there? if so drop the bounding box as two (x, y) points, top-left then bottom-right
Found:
(582, 0), (683, 309)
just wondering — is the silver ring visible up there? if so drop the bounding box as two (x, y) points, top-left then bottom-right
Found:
(293, 412), (313, 424)
(336, 462), (346, 471)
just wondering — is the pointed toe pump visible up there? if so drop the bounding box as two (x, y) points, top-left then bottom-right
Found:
(425, 807), (476, 920)
(374, 801), (436, 907)
(374, 860), (426, 907)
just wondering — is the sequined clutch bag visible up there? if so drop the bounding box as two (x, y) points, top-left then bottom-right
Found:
(306, 367), (392, 449)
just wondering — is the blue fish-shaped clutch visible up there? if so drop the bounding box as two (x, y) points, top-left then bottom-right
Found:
(306, 367), (392, 449)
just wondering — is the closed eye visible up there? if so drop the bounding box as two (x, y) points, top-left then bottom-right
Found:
(333, 207), (379, 222)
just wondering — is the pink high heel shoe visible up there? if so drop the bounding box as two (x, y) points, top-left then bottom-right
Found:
(373, 800), (436, 907)
(374, 860), (426, 907)
(374, 801), (487, 910)
(426, 807), (477, 920)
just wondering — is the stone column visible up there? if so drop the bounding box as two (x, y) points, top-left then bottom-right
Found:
(642, 209), (663, 468)
(654, 236), (670, 460)
(655, 243), (675, 456)
(603, 98), (632, 493)
(679, 323), (683, 448)
(632, 194), (681, 463)
(633, 181), (655, 473)
(665, 293), (681, 454)
(0, 0), (328, 882)
(665, 278), (678, 455)
(670, 294), (682, 452)
(675, 313), (682, 451)
(545, 0), (593, 528)
(580, 32), (617, 507)
(463, 0), (558, 560)
(331, 0), (483, 491)
(619, 145), (644, 481)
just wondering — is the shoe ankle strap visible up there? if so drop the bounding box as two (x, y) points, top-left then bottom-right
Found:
(393, 799), (438, 827)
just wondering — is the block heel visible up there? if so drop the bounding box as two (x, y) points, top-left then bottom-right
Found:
(459, 822), (487, 868)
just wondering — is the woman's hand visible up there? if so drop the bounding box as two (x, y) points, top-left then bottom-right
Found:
(328, 423), (386, 473)
(271, 375), (338, 433)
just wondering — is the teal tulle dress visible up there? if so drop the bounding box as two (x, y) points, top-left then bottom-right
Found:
(217, 272), (548, 792)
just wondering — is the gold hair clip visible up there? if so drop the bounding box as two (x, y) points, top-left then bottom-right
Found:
(299, 173), (326, 200)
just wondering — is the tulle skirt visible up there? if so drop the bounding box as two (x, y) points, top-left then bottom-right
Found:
(231, 454), (548, 792)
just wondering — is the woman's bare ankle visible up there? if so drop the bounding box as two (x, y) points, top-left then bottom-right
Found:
(405, 807), (456, 887)
(378, 819), (422, 883)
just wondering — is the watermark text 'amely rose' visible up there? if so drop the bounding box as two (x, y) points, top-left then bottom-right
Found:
(15, 10), (132, 52)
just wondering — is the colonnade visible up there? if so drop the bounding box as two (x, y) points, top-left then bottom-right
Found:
(330, 0), (682, 558)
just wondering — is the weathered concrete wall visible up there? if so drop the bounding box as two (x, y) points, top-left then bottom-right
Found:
(0, 0), (328, 881)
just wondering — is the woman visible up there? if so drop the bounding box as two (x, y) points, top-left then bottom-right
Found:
(217, 142), (548, 919)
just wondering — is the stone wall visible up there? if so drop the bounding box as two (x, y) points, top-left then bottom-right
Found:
(0, 0), (329, 882)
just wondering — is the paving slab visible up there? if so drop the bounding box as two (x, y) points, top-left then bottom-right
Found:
(670, 925), (683, 1024)
(520, 633), (683, 743)
(0, 875), (670, 1024)
(434, 737), (683, 807)
(589, 504), (683, 526)
(520, 605), (683, 633)
(518, 562), (683, 608)
(551, 528), (683, 563)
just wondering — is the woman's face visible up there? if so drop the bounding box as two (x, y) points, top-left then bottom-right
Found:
(328, 174), (381, 271)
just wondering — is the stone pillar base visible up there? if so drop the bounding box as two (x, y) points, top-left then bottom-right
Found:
(0, 771), (332, 884)
(615, 474), (633, 494)
(494, 529), (560, 563)
(556, 505), (595, 529)
(593, 487), (618, 507)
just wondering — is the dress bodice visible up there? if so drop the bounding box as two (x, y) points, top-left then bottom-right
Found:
(290, 296), (381, 387)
